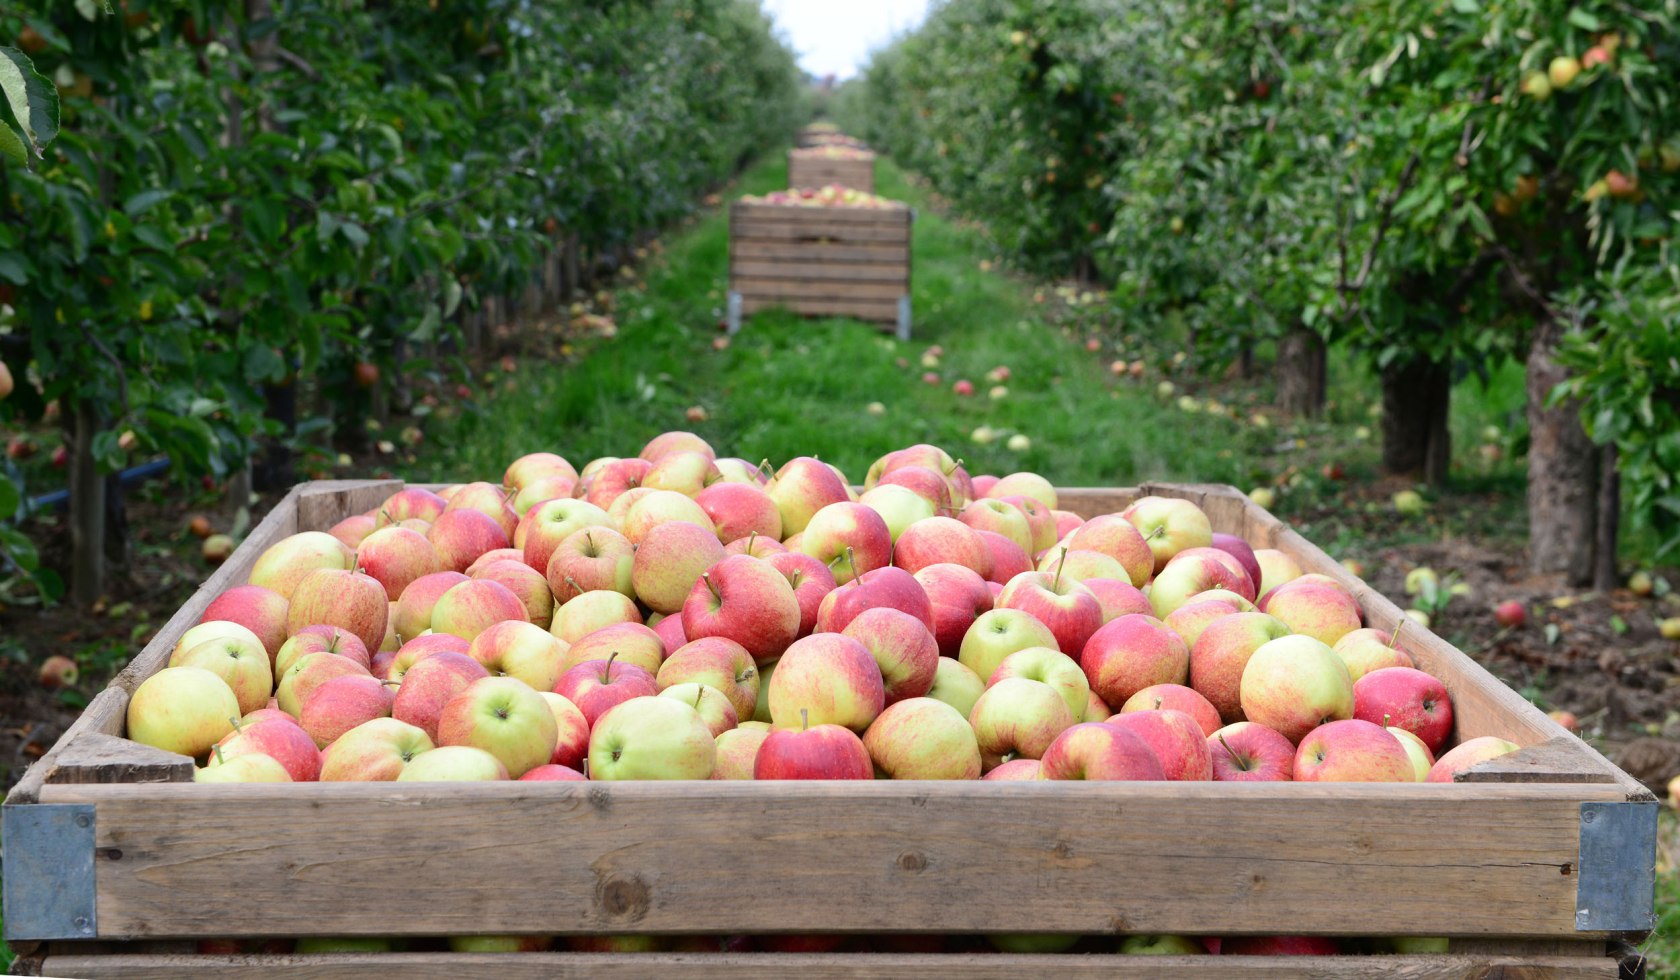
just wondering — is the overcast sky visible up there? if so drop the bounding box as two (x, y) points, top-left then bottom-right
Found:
(761, 0), (931, 80)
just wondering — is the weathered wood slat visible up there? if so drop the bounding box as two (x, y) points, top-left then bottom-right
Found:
(731, 202), (904, 224)
(732, 222), (910, 244)
(38, 779), (1625, 940)
(731, 278), (907, 301)
(788, 156), (874, 194)
(33, 951), (1622, 980)
(44, 732), (193, 786)
(731, 240), (909, 263)
(729, 260), (909, 283)
(738, 297), (903, 323)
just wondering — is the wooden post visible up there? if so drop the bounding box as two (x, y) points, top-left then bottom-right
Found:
(69, 401), (106, 604)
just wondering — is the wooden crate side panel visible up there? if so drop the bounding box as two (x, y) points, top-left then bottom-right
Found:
(38, 780), (1623, 940)
(737, 297), (904, 323)
(732, 240), (910, 264)
(729, 261), (908, 284)
(732, 201), (906, 224)
(731, 278), (907, 302)
(33, 951), (1622, 980)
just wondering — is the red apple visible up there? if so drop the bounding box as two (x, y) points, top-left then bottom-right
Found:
(958, 499), (1033, 555)
(996, 568), (1103, 658)
(430, 579), (529, 641)
(582, 457), (654, 509)
(537, 692), (590, 770)
(1294, 719), (1414, 782)
(374, 487), (449, 527)
(1353, 666), (1453, 754)
(299, 674), (394, 749)
(681, 555), (802, 664)
(1188, 611), (1292, 723)
(503, 451), (578, 492)
(472, 559), (554, 630)
(328, 514), (378, 549)
(1209, 533), (1262, 596)
(1427, 735), (1521, 782)
(1332, 627), (1415, 681)
(200, 585), (290, 662)
(248, 531), (356, 601)
(815, 565), (933, 635)
(914, 563), (993, 657)
(562, 622), (665, 676)
(1081, 577), (1152, 623)
(975, 529), (1032, 585)
(765, 551), (837, 638)
(318, 717), (433, 781)
(842, 607), (939, 705)
(1148, 550), (1251, 619)
(392, 651), (491, 741)
(1494, 600), (1526, 629)
(983, 758), (1044, 780)
(436, 676), (557, 778)
(213, 717), (322, 782)
(286, 568), (389, 655)
(1121, 683), (1221, 736)
(893, 516), (990, 576)
(550, 590), (642, 644)
(657, 637), (759, 722)
(766, 633), (885, 732)
(1065, 515), (1155, 588)
(520, 498), (614, 574)
(652, 612), (688, 652)
(519, 764), (587, 782)
(1258, 579), (1362, 646)
(639, 431), (716, 462)
(876, 465), (954, 511)
(766, 456), (850, 537)
(393, 571), (471, 643)
(1080, 614), (1189, 708)
(862, 697), (982, 779)
(696, 481), (782, 544)
(1223, 937), (1340, 956)
(1107, 708), (1212, 781)
(383, 633), (471, 683)
(554, 654), (659, 727)
(1041, 722), (1166, 780)
(1208, 722), (1294, 781)
(427, 508), (511, 573)
(754, 716), (873, 779)
(799, 502), (892, 584)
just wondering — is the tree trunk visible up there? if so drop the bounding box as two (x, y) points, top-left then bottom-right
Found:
(1380, 356), (1451, 487)
(1526, 316), (1598, 584)
(252, 378), (297, 492)
(1594, 444), (1620, 592)
(1277, 327), (1325, 417)
(69, 401), (105, 604)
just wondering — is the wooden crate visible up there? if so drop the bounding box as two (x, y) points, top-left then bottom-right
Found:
(726, 200), (912, 339)
(788, 150), (875, 194)
(2, 481), (1657, 979)
(795, 125), (863, 150)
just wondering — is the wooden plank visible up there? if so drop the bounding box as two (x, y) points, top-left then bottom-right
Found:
(295, 479), (404, 531)
(34, 951), (1622, 979)
(729, 261), (908, 284)
(733, 222), (910, 244)
(1054, 487), (1143, 519)
(6, 688), (132, 805)
(45, 732), (193, 786)
(1456, 738), (1623, 785)
(732, 202), (907, 225)
(732, 241), (909, 264)
(731, 279), (907, 301)
(738, 297), (903, 323)
(36, 780), (1625, 941)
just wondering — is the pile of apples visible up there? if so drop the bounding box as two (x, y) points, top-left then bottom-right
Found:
(791, 145), (874, 160)
(127, 435), (1521, 789)
(744, 186), (905, 209)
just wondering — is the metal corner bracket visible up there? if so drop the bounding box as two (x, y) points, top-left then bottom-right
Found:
(2, 803), (98, 941)
(1576, 800), (1658, 933)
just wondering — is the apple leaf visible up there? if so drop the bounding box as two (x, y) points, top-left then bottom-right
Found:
(0, 46), (60, 166)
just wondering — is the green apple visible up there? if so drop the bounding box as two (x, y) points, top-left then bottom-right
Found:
(395, 745), (508, 781)
(435, 676), (558, 778)
(589, 695), (716, 780)
(127, 666), (241, 758)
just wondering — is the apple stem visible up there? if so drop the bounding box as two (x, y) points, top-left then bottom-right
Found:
(1153, 697), (1162, 710)
(846, 546), (862, 584)
(703, 572), (723, 604)
(1388, 620), (1403, 648)
(1384, 713), (1391, 727)
(745, 530), (758, 554)
(601, 650), (619, 683)
(946, 457), (964, 476)
(801, 708), (809, 732)
(228, 715), (244, 734)
(1215, 733), (1248, 772)
(327, 632), (340, 654)
(757, 458), (774, 480)
(1052, 546), (1069, 592)
(565, 575), (585, 598)
(580, 757), (589, 778)
(1147, 525), (1165, 542)
(694, 686), (704, 709)
(212, 744), (226, 765)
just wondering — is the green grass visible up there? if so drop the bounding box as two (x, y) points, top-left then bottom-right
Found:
(409, 154), (1277, 488)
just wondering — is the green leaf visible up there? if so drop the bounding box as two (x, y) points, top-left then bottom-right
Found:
(0, 46), (61, 160)
(0, 526), (40, 572)
(0, 120), (24, 167)
(124, 190), (173, 217)
(1567, 9), (1602, 31)
(0, 253), (26, 285)
(0, 476), (20, 521)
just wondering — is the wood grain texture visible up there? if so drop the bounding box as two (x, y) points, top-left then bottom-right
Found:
(36, 779), (1625, 940)
(1457, 738), (1622, 785)
(788, 156), (874, 193)
(34, 951), (1621, 979)
(44, 731), (193, 786)
(294, 480), (403, 531)
(730, 278), (907, 301)
(1053, 487), (1143, 519)
(6, 687), (131, 804)
(729, 261), (909, 284)
(732, 201), (907, 225)
(732, 240), (908, 264)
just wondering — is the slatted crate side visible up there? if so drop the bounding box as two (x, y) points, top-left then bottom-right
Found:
(27, 779), (1632, 942)
(31, 950), (1629, 980)
(738, 297), (906, 323)
(787, 155), (875, 194)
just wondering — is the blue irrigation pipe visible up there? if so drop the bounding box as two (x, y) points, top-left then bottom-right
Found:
(25, 457), (173, 512)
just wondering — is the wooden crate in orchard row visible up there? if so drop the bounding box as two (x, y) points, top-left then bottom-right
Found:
(1, 480), (1657, 979)
(726, 200), (912, 338)
(787, 149), (875, 194)
(794, 124), (864, 150)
